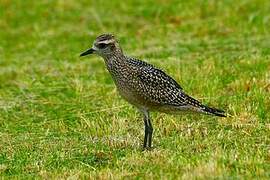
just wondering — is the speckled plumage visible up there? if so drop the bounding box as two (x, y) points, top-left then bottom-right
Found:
(80, 34), (226, 149)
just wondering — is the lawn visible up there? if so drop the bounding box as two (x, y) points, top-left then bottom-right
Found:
(0, 0), (270, 179)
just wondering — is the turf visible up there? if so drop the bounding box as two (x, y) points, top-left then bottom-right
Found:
(0, 0), (270, 179)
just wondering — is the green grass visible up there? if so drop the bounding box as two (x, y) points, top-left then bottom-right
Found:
(0, 0), (270, 179)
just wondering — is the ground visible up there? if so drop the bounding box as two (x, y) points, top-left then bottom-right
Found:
(0, 0), (270, 179)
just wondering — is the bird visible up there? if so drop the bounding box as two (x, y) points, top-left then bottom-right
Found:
(80, 34), (226, 150)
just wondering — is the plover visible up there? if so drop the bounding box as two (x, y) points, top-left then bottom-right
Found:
(80, 34), (226, 149)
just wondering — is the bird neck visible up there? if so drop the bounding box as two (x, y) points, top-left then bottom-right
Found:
(103, 52), (130, 80)
(103, 51), (126, 68)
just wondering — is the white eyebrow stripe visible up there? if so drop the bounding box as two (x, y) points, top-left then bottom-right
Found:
(98, 39), (114, 44)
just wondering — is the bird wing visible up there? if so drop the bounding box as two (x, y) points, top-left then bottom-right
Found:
(127, 58), (225, 115)
(127, 57), (183, 89)
(135, 65), (190, 106)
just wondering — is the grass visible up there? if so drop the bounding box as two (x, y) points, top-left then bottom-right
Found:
(0, 0), (270, 179)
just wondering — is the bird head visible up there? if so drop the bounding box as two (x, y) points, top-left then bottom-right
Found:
(80, 34), (122, 57)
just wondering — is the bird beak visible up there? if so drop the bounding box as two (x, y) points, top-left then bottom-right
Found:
(80, 48), (95, 57)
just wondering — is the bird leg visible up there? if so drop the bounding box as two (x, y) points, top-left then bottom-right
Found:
(142, 110), (153, 149)
(147, 117), (153, 148)
(143, 117), (148, 149)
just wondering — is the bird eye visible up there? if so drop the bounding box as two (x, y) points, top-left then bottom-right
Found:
(97, 43), (107, 49)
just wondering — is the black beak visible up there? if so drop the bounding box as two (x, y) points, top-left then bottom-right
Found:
(80, 48), (94, 57)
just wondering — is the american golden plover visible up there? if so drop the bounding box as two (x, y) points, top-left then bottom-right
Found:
(80, 34), (226, 149)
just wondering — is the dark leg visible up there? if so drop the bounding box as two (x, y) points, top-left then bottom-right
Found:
(143, 117), (148, 149)
(147, 118), (153, 148)
(141, 109), (153, 150)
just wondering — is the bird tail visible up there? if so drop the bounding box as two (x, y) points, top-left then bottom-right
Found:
(200, 105), (226, 117)
(181, 93), (226, 117)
